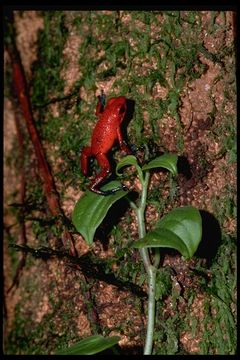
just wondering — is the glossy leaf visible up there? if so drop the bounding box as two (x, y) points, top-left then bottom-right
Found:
(56, 335), (120, 355)
(132, 206), (202, 259)
(133, 228), (189, 257)
(116, 155), (144, 184)
(156, 206), (202, 257)
(142, 153), (178, 176)
(72, 181), (129, 245)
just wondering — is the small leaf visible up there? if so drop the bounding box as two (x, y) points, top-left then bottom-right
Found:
(142, 154), (178, 176)
(116, 155), (144, 184)
(132, 206), (202, 259)
(132, 227), (189, 257)
(72, 181), (128, 245)
(156, 206), (202, 257)
(56, 335), (120, 355)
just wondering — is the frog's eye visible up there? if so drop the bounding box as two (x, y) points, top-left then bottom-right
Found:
(119, 105), (125, 114)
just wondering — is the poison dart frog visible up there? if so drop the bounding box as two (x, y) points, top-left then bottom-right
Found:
(81, 92), (131, 195)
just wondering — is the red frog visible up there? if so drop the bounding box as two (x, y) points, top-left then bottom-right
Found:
(81, 92), (131, 195)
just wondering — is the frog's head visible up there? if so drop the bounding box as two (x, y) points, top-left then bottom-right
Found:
(106, 96), (127, 123)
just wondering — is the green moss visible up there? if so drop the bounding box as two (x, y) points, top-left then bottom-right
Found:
(153, 311), (180, 355)
(199, 235), (236, 354)
(31, 11), (68, 107)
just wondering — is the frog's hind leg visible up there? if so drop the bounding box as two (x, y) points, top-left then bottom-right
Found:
(90, 153), (125, 196)
(80, 146), (92, 176)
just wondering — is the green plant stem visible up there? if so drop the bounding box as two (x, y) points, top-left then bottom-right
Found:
(137, 214), (151, 275)
(135, 170), (157, 355)
(136, 171), (151, 274)
(144, 266), (156, 355)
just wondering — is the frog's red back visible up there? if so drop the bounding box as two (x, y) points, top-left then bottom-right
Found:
(91, 96), (127, 155)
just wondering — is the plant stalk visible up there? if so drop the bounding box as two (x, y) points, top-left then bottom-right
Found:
(144, 266), (156, 355)
(136, 171), (151, 274)
(135, 170), (157, 355)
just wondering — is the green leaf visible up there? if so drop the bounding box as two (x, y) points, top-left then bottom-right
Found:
(132, 227), (189, 257)
(142, 153), (178, 176)
(116, 155), (144, 184)
(132, 206), (202, 259)
(72, 181), (128, 245)
(156, 206), (202, 257)
(56, 335), (120, 355)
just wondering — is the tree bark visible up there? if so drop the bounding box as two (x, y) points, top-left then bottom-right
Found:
(5, 12), (77, 256)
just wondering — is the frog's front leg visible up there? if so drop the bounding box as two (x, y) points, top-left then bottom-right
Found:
(80, 146), (92, 176)
(117, 127), (131, 154)
(90, 153), (126, 195)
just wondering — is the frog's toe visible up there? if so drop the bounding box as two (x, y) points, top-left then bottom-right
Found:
(129, 143), (138, 153)
(98, 91), (106, 107)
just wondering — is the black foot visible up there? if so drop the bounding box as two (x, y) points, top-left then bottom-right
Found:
(98, 90), (106, 108)
(129, 143), (138, 154)
(90, 184), (128, 196)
